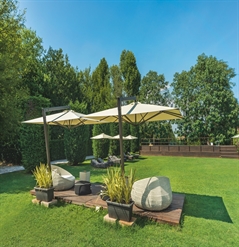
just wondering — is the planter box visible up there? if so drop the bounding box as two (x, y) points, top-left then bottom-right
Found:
(106, 200), (134, 222)
(34, 187), (54, 202)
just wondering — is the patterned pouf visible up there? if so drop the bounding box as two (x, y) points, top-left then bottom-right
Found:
(131, 176), (172, 211)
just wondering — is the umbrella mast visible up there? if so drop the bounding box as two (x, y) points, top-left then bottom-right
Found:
(42, 106), (70, 167)
(117, 96), (136, 175)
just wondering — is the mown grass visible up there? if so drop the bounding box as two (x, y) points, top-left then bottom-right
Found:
(0, 156), (238, 247)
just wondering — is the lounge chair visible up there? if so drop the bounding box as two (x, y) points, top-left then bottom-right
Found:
(91, 158), (112, 168)
(128, 152), (139, 159)
(125, 153), (134, 160)
(108, 155), (121, 164)
(51, 165), (75, 191)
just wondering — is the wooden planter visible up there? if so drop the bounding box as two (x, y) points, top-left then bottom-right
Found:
(34, 187), (54, 202)
(106, 200), (134, 222)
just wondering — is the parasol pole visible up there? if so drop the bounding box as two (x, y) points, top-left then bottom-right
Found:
(117, 96), (136, 175)
(42, 106), (70, 169)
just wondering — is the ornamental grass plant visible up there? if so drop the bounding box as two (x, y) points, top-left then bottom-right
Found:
(102, 167), (136, 204)
(32, 163), (53, 188)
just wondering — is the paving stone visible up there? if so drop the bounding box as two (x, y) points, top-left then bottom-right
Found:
(41, 199), (58, 208)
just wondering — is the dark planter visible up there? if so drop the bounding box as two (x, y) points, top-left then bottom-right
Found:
(34, 187), (54, 202)
(106, 200), (134, 222)
(74, 181), (91, 195)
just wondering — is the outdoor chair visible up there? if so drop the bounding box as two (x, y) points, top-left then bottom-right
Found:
(108, 155), (121, 164)
(125, 153), (134, 160)
(128, 152), (139, 159)
(91, 158), (112, 168)
(51, 165), (75, 191)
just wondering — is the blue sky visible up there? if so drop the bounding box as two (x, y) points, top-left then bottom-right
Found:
(19, 0), (238, 99)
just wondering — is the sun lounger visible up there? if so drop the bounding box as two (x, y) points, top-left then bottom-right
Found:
(91, 158), (112, 168)
(108, 155), (121, 164)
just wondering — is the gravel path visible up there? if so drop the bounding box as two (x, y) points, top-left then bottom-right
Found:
(0, 165), (25, 174)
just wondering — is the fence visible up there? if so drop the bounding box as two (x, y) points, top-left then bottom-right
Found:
(140, 137), (231, 146)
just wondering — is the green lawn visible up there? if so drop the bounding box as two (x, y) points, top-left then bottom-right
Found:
(0, 156), (238, 247)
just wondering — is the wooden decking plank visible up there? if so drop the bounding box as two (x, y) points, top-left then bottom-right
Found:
(30, 183), (185, 226)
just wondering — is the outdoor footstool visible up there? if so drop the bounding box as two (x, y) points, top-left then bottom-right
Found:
(74, 181), (92, 195)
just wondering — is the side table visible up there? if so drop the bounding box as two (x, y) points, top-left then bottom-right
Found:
(74, 181), (91, 195)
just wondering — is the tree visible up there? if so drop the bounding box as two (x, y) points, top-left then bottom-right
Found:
(20, 96), (50, 172)
(120, 50), (141, 97)
(91, 58), (111, 112)
(110, 65), (123, 103)
(171, 54), (239, 144)
(21, 28), (45, 97)
(120, 50), (141, 152)
(139, 71), (170, 105)
(139, 70), (173, 142)
(42, 47), (79, 106)
(77, 67), (92, 113)
(64, 101), (90, 165)
(91, 58), (112, 157)
(92, 124), (110, 158)
(0, 0), (28, 144)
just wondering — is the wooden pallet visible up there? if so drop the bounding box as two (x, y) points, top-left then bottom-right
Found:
(30, 183), (185, 226)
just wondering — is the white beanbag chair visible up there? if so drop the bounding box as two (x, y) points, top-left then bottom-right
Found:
(51, 165), (75, 191)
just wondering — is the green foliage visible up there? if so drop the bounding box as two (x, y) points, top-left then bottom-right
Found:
(123, 123), (130, 153)
(92, 124), (110, 158)
(77, 67), (93, 113)
(130, 125), (140, 153)
(140, 121), (175, 141)
(139, 70), (170, 105)
(32, 163), (53, 188)
(64, 101), (90, 165)
(42, 47), (80, 106)
(139, 70), (174, 141)
(102, 167), (137, 204)
(110, 65), (123, 100)
(91, 58), (111, 112)
(0, 142), (21, 164)
(171, 54), (239, 144)
(64, 127), (89, 165)
(21, 28), (45, 97)
(20, 96), (50, 172)
(120, 50), (141, 96)
(0, 0), (28, 143)
(109, 123), (120, 155)
(20, 125), (47, 172)
(50, 139), (65, 161)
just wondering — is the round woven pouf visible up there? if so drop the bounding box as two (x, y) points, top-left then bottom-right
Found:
(131, 176), (172, 211)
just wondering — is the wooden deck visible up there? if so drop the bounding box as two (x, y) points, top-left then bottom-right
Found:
(30, 183), (185, 226)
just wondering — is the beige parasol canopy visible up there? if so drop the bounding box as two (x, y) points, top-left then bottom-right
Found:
(111, 134), (128, 140)
(91, 133), (113, 139)
(125, 135), (138, 140)
(23, 110), (101, 128)
(86, 101), (182, 125)
(22, 107), (105, 166)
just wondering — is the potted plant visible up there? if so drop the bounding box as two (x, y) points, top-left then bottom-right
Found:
(101, 167), (137, 222)
(32, 163), (54, 202)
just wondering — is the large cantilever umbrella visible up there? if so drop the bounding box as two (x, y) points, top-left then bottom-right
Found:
(23, 109), (101, 128)
(86, 101), (182, 124)
(22, 107), (104, 166)
(87, 101), (183, 174)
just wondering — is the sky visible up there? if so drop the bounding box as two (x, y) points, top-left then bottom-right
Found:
(18, 0), (239, 99)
